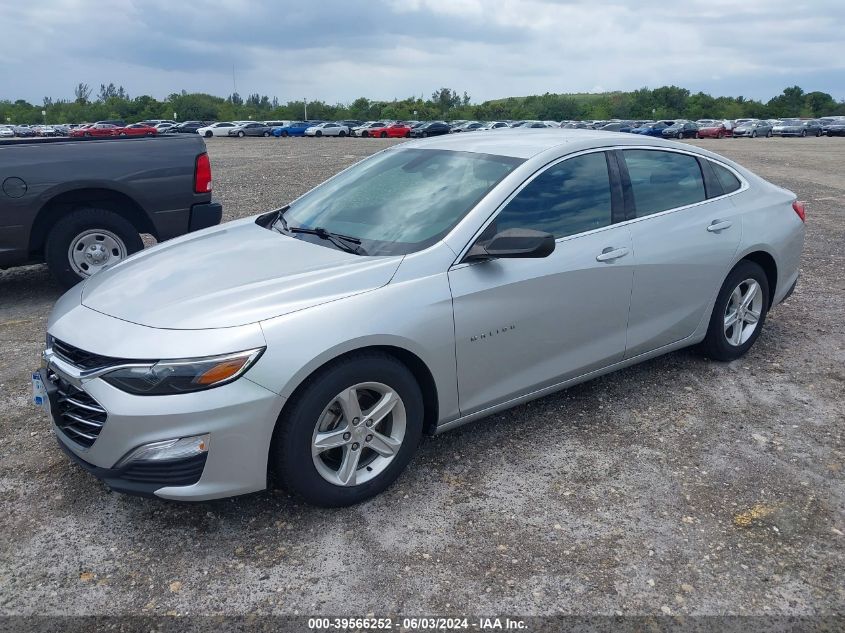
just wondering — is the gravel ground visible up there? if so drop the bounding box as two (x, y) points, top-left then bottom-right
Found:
(0, 136), (843, 618)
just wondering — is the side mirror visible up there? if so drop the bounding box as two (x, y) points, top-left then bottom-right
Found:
(465, 228), (555, 262)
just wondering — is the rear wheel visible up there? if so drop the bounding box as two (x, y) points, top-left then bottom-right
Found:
(751, 131), (757, 138)
(700, 260), (769, 361)
(801, 130), (806, 137)
(271, 352), (423, 507)
(263, 131), (270, 137)
(44, 207), (143, 288)
(767, 130), (772, 137)
(380, 132), (388, 138)
(339, 131), (346, 137)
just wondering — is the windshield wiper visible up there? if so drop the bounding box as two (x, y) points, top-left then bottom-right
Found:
(271, 206), (365, 255)
(289, 226), (365, 255)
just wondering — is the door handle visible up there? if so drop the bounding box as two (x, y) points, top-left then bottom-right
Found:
(596, 247), (629, 262)
(707, 220), (733, 232)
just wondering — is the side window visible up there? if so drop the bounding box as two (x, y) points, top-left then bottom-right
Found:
(623, 150), (705, 217)
(711, 161), (741, 195)
(492, 152), (612, 239)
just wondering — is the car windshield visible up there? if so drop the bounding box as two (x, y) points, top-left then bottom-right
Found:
(279, 148), (523, 256)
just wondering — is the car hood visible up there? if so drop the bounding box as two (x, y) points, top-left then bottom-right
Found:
(81, 219), (403, 330)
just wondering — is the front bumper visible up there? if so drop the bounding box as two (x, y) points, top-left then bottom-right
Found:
(37, 348), (285, 501)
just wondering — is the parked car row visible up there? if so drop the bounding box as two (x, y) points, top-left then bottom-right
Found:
(6, 115), (843, 142)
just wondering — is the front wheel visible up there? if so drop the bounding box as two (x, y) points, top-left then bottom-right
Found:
(700, 260), (769, 362)
(237, 131), (245, 137)
(205, 131), (213, 138)
(263, 131), (270, 137)
(44, 207), (143, 288)
(271, 352), (423, 507)
(751, 131), (757, 138)
(282, 131), (289, 137)
(801, 130), (806, 137)
(316, 130), (322, 137)
(380, 132), (388, 138)
(767, 131), (772, 137)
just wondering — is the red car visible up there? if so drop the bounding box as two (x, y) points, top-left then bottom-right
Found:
(68, 124), (93, 137)
(697, 122), (733, 139)
(117, 123), (158, 137)
(370, 123), (413, 138)
(74, 123), (120, 138)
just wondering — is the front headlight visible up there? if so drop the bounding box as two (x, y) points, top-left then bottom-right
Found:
(101, 348), (264, 395)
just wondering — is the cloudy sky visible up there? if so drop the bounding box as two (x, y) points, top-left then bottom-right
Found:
(2, 0), (843, 105)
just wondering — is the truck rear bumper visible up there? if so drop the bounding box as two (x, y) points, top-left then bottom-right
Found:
(189, 200), (223, 232)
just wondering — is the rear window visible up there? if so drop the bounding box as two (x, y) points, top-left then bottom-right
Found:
(711, 162), (742, 195)
(623, 150), (706, 217)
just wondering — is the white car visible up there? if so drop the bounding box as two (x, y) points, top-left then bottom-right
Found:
(304, 122), (350, 137)
(0, 126), (14, 138)
(197, 122), (238, 138)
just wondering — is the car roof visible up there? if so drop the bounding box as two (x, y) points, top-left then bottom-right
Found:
(400, 128), (748, 170)
(401, 128), (685, 159)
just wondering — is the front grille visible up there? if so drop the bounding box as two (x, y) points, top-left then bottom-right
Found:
(54, 378), (107, 448)
(120, 454), (207, 486)
(51, 337), (125, 370)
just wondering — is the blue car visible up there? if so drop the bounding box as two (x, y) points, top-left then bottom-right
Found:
(272, 121), (318, 137)
(631, 122), (669, 137)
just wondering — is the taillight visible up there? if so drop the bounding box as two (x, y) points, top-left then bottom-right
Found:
(194, 152), (212, 193)
(792, 200), (806, 223)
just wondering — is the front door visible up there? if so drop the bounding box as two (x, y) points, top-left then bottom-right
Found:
(448, 150), (635, 416)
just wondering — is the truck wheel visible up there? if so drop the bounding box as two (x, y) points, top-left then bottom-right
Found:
(45, 208), (143, 288)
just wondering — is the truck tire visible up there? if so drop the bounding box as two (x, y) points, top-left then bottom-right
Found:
(45, 207), (143, 288)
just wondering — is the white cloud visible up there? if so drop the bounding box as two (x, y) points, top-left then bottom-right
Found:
(1, 0), (843, 104)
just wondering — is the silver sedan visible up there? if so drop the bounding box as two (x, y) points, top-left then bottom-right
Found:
(36, 130), (805, 506)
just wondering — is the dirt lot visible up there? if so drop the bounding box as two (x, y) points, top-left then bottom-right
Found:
(0, 136), (843, 618)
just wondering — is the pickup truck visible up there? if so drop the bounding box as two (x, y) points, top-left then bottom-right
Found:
(0, 135), (222, 287)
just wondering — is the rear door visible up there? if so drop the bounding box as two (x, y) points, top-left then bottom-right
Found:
(619, 149), (743, 358)
(449, 150), (634, 415)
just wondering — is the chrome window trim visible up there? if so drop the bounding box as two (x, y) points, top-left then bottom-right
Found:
(450, 144), (750, 267)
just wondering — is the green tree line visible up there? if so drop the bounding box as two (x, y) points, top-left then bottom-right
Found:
(2, 84), (843, 125)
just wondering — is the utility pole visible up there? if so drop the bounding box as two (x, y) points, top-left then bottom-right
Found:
(304, 98), (308, 121)
(232, 64), (237, 96)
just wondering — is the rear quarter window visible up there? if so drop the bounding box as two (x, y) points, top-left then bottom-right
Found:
(711, 161), (742, 195)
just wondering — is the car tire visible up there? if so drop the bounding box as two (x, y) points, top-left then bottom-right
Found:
(316, 130), (322, 137)
(380, 132), (388, 138)
(801, 130), (806, 137)
(694, 132), (700, 139)
(237, 131), (245, 137)
(204, 131), (213, 137)
(339, 131), (346, 137)
(362, 131), (369, 137)
(282, 131), (289, 137)
(263, 131), (270, 137)
(44, 207), (143, 288)
(699, 260), (770, 362)
(767, 131), (772, 138)
(271, 352), (424, 507)
(751, 131), (757, 138)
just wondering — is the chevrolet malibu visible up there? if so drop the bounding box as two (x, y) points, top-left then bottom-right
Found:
(34, 130), (805, 507)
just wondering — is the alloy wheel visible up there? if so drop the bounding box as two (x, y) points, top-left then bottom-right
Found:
(723, 279), (763, 347)
(311, 382), (406, 487)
